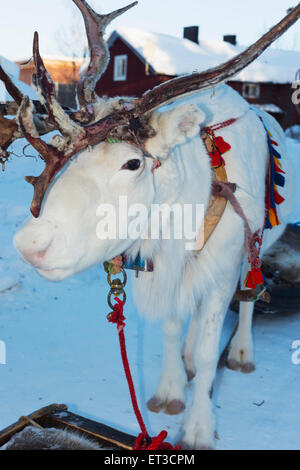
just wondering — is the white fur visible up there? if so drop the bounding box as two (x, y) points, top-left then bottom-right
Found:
(14, 84), (294, 449)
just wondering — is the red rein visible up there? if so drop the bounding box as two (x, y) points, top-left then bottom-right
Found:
(107, 297), (181, 451)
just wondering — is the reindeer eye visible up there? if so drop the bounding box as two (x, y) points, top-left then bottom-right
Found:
(121, 159), (141, 171)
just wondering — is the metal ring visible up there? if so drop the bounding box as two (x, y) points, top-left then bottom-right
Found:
(107, 289), (127, 310)
(107, 268), (127, 288)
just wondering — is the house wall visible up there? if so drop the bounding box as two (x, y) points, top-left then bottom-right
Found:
(228, 81), (298, 130)
(17, 59), (84, 107)
(94, 38), (299, 130)
(17, 59), (83, 85)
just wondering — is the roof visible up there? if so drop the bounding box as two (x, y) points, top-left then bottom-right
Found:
(108, 27), (300, 84)
(16, 56), (85, 66)
(255, 103), (284, 114)
(0, 56), (38, 102)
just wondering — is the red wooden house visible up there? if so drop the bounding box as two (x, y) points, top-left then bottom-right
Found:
(93, 27), (300, 130)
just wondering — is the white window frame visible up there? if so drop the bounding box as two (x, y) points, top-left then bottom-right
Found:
(242, 83), (260, 99)
(113, 54), (128, 81)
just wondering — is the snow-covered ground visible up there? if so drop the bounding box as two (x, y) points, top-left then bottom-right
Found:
(0, 136), (299, 450)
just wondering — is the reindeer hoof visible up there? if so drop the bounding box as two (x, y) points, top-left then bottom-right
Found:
(165, 399), (185, 415)
(241, 362), (255, 374)
(176, 440), (213, 450)
(147, 396), (164, 413)
(226, 358), (240, 371)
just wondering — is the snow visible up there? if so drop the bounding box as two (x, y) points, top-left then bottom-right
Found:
(109, 28), (300, 83)
(0, 135), (299, 450)
(255, 104), (283, 114)
(286, 125), (300, 141)
(0, 56), (38, 102)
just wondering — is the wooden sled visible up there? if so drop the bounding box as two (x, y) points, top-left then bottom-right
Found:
(231, 223), (300, 315)
(0, 404), (136, 450)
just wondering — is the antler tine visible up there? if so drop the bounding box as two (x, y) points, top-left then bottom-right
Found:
(72, 0), (138, 107)
(0, 65), (24, 106)
(0, 63), (58, 168)
(32, 32), (86, 145)
(17, 32), (92, 218)
(100, 1), (139, 27)
(17, 96), (64, 217)
(0, 65), (24, 160)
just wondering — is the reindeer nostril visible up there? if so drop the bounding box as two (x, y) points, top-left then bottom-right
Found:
(18, 238), (53, 267)
(36, 249), (47, 260)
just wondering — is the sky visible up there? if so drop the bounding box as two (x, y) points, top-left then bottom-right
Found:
(0, 0), (299, 61)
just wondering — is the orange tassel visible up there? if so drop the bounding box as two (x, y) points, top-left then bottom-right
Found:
(268, 208), (280, 227)
(273, 156), (282, 168)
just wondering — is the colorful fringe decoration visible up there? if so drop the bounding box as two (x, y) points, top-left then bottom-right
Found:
(244, 116), (286, 289)
(261, 120), (286, 230)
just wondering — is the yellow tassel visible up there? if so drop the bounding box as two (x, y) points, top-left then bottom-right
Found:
(273, 156), (282, 168)
(268, 208), (280, 227)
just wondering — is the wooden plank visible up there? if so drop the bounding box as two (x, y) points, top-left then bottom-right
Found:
(0, 404), (136, 450)
(0, 403), (67, 447)
(43, 409), (136, 450)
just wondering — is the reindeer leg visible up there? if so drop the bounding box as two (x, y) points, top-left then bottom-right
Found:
(226, 302), (255, 373)
(217, 320), (239, 369)
(179, 281), (238, 450)
(182, 308), (200, 382)
(225, 259), (255, 373)
(147, 316), (186, 415)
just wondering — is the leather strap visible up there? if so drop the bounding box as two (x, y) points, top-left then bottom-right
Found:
(193, 131), (228, 252)
(194, 131), (270, 303)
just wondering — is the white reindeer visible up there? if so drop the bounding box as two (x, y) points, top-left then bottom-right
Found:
(1, 0), (298, 450)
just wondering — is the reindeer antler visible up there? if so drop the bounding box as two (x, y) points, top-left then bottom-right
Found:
(0, 1), (137, 216)
(0, 0), (300, 217)
(73, 0), (138, 106)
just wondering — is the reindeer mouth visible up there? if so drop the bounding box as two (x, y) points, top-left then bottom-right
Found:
(36, 266), (74, 281)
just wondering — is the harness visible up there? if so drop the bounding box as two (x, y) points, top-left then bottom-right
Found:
(105, 110), (285, 303)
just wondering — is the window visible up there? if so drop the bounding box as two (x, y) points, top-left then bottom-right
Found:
(242, 83), (260, 99)
(113, 55), (128, 81)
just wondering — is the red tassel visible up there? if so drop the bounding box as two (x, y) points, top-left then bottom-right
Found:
(245, 267), (264, 288)
(214, 136), (231, 154)
(274, 164), (285, 175)
(209, 149), (224, 168)
(274, 190), (285, 205)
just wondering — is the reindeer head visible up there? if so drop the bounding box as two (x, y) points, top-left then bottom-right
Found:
(1, 0), (299, 280)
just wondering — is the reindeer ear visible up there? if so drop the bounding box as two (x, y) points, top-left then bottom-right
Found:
(146, 103), (205, 158)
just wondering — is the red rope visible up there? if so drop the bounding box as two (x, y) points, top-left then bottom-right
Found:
(107, 297), (181, 451)
(203, 118), (237, 136)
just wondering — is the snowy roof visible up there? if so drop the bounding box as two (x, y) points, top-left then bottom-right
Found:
(0, 56), (38, 102)
(16, 55), (85, 65)
(109, 27), (300, 84)
(255, 103), (284, 114)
